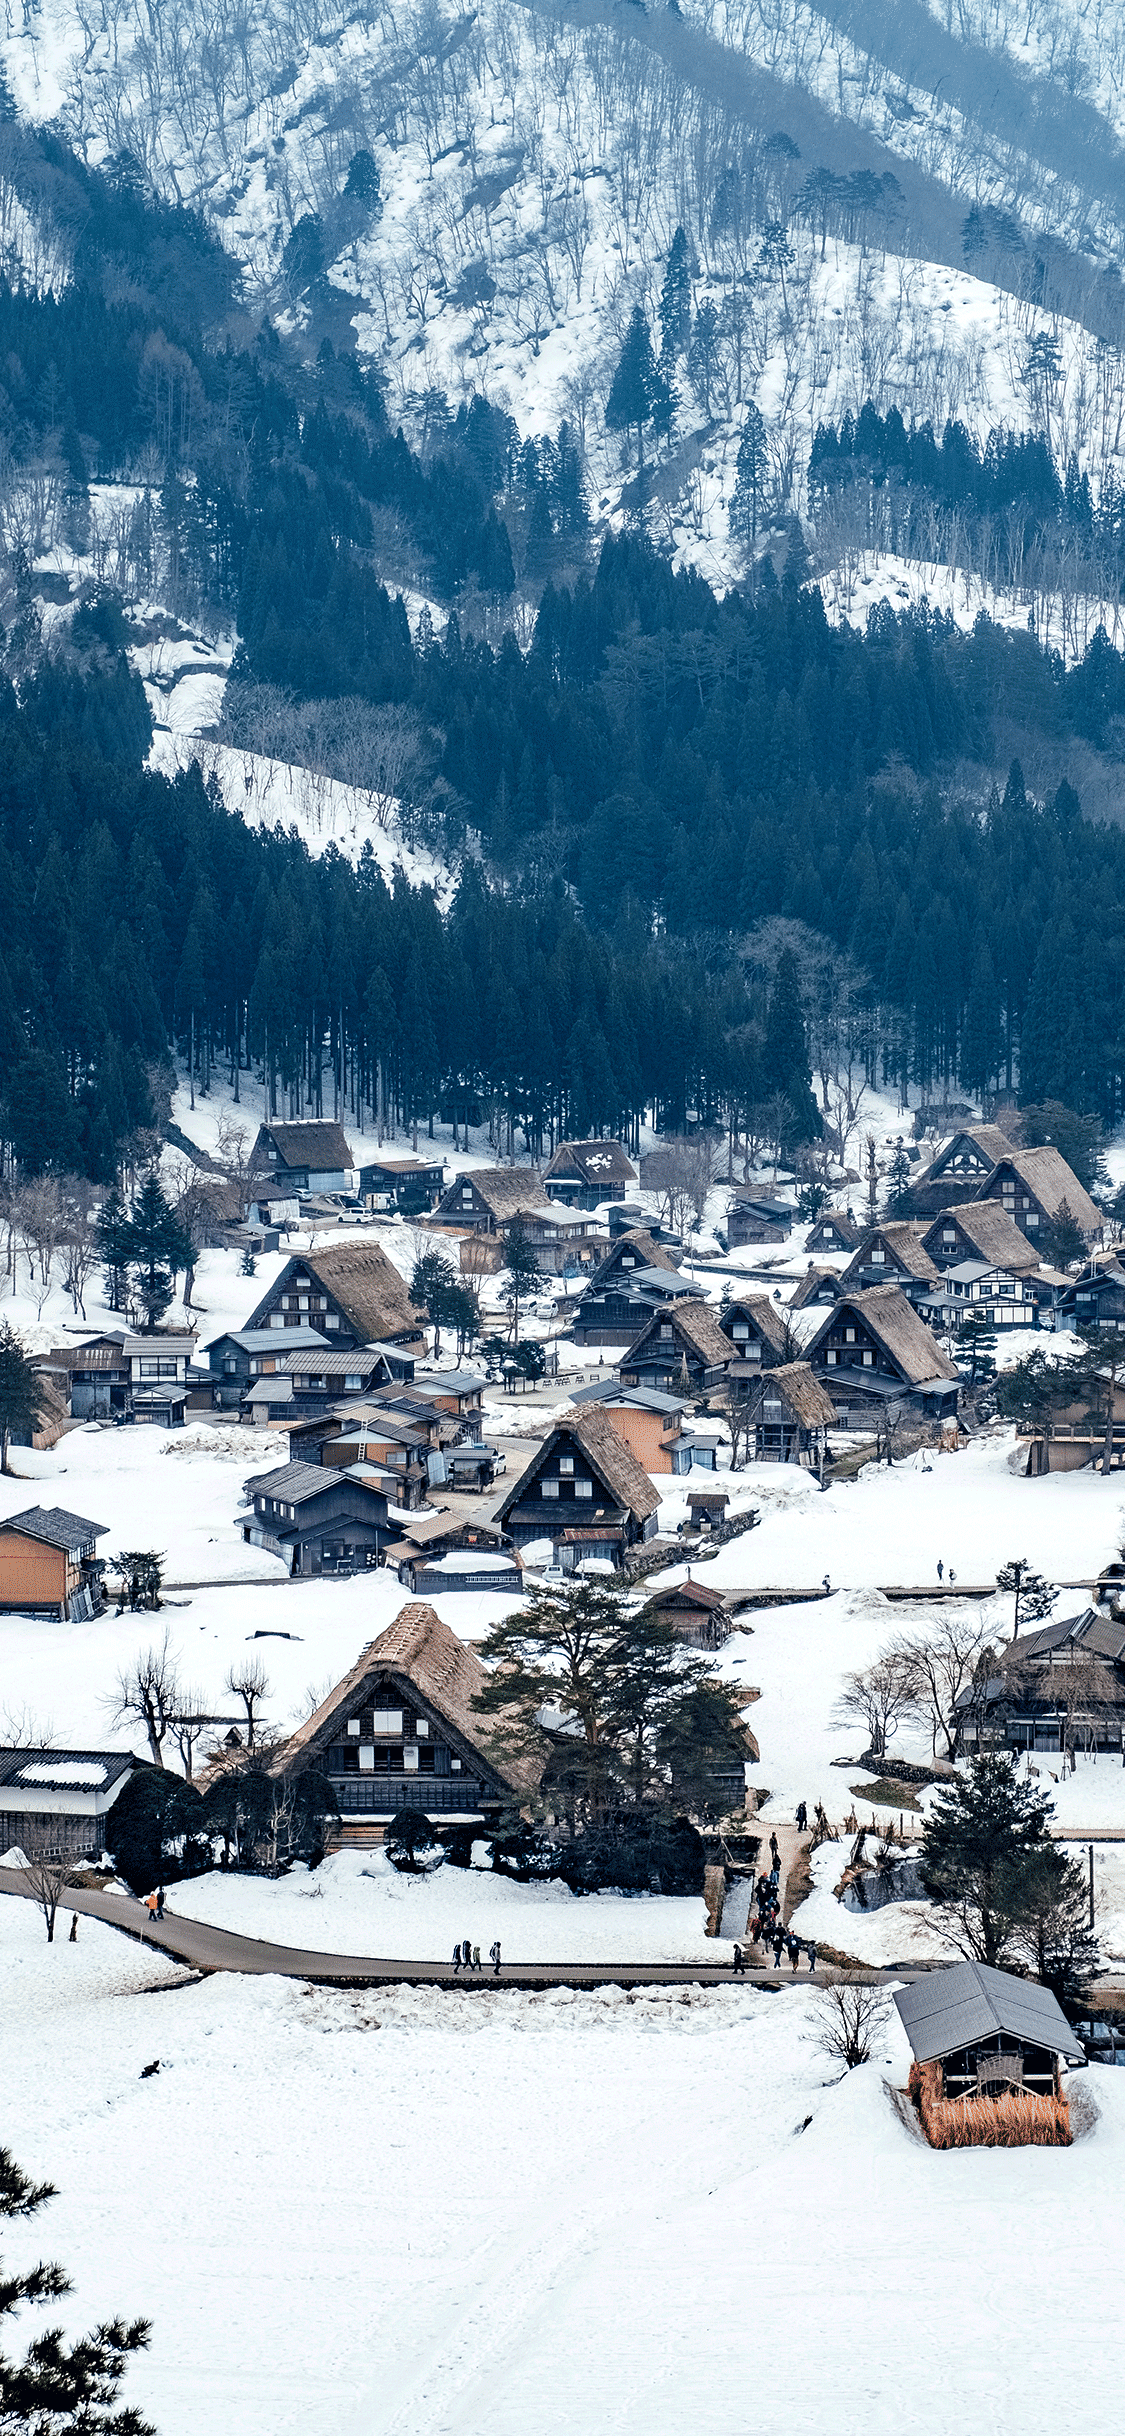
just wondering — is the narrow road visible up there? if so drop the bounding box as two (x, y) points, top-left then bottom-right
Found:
(0, 1868), (915, 1991)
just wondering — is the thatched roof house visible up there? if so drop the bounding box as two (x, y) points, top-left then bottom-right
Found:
(273, 1602), (538, 1826)
(804, 1284), (959, 1424)
(974, 1147), (1102, 1245)
(619, 1296), (732, 1394)
(244, 1245), (426, 1354)
(921, 1199), (1042, 1275)
(496, 1404), (660, 1566)
(249, 1120), (355, 1192)
(838, 1223), (939, 1298)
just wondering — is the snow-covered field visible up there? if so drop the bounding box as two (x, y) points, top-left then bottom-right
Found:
(1, 1888), (1119, 2436)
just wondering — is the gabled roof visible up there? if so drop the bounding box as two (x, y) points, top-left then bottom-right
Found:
(720, 1294), (791, 1358)
(570, 1382), (689, 1416)
(623, 1297), (732, 1370)
(922, 1200), (1041, 1273)
(789, 1267), (841, 1309)
(893, 1960), (1084, 2065)
(0, 1746), (138, 1792)
(544, 1140), (637, 1187)
(839, 1224), (938, 1287)
(921, 1123), (1015, 1182)
(583, 1229), (680, 1292)
(250, 1460), (386, 1509)
(437, 1167), (545, 1218)
(976, 1148), (1102, 1235)
(497, 1405), (660, 1526)
(205, 1327), (332, 1358)
(280, 1346), (394, 1379)
(806, 1285), (960, 1384)
(0, 1505), (107, 1551)
(754, 1361), (838, 1429)
(251, 1120), (355, 1173)
(806, 1210), (862, 1247)
(645, 1577), (727, 1613)
(275, 1602), (537, 1793)
(247, 1247), (423, 1347)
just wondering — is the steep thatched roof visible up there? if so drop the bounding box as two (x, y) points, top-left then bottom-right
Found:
(438, 1167), (545, 1219)
(497, 1403), (661, 1525)
(720, 1293), (791, 1358)
(544, 1140), (637, 1188)
(809, 1284), (959, 1384)
(251, 1120), (354, 1173)
(273, 1602), (538, 1794)
(922, 1199), (1041, 1272)
(921, 1123), (1015, 1185)
(807, 1210), (862, 1247)
(789, 1267), (841, 1309)
(303, 1244), (425, 1345)
(585, 1228), (680, 1290)
(757, 1361), (838, 1428)
(840, 1224), (938, 1287)
(625, 1296), (733, 1369)
(977, 1148), (1102, 1236)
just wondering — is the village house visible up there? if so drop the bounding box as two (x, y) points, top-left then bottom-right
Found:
(920, 1199), (1041, 1276)
(569, 1229), (690, 1347)
(642, 1577), (733, 1650)
(249, 1119), (357, 1196)
(429, 1168), (600, 1275)
(243, 1245), (427, 1356)
(357, 1152), (445, 1213)
(285, 1394), (457, 1470)
(789, 1267), (842, 1310)
(314, 1414), (435, 1507)
(52, 1331), (199, 1427)
(240, 1460), (391, 1576)
(0, 1747), (140, 1862)
(725, 1192), (797, 1248)
(543, 1140), (638, 1209)
(895, 1963), (1082, 2148)
(408, 1370), (487, 1428)
(496, 1406), (660, 1569)
(384, 1510), (515, 1592)
(272, 1602), (536, 1836)
(912, 1122), (1016, 1214)
(569, 1381), (712, 1474)
(718, 1293), (792, 1378)
(742, 1361), (838, 1468)
(0, 1507), (108, 1620)
(837, 1223), (939, 1302)
(803, 1210), (862, 1255)
(1056, 1257), (1125, 1331)
(973, 1148), (1103, 1248)
(617, 1297), (732, 1396)
(804, 1285), (961, 1427)
(202, 1325), (334, 1411)
(916, 1264), (1039, 1331)
(955, 1601), (1125, 1754)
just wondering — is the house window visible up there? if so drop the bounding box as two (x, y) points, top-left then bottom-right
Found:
(1026, 1211), (1039, 1228)
(270, 1313), (285, 1328)
(660, 1324), (672, 1341)
(559, 1456), (574, 1475)
(621, 1254), (635, 1268)
(827, 1349), (838, 1365)
(576, 1478), (592, 1497)
(224, 1359), (238, 1374)
(403, 1745), (419, 1772)
(347, 1720), (360, 1736)
(451, 1757), (462, 1772)
(542, 1478), (560, 1498)
(942, 1227), (956, 1242)
(871, 1247), (885, 1263)
(371, 1709), (403, 1733)
(845, 1327), (856, 1343)
(732, 1321), (749, 1340)
(416, 1720), (429, 1738)
(358, 1745), (375, 1771)
(862, 1351), (874, 1366)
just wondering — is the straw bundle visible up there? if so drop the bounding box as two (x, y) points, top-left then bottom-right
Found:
(908, 2060), (1071, 2149)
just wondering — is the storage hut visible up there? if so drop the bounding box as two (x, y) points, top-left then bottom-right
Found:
(894, 1961), (1084, 2148)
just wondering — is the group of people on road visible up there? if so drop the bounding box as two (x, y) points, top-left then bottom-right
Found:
(731, 1814), (819, 1977)
(452, 1939), (502, 1975)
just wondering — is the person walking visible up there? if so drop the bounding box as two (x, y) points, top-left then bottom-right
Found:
(787, 1932), (801, 1971)
(732, 1941), (746, 1975)
(462, 1940), (472, 1969)
(806, 1940), (818, 1973)
(795, 1801), (808, 1833)
(145, 1890), (158, 1925)
(452, 1941), (463, 1972)
(936, 1558), (944, 1582)
(948, 1568), (956, 1586)
(156, 1886), (165, 1921)
(490, 1941), (501, 1976)
(471, 1944), (481, 1972)
(772, 1929), (784, 1968)
(769, 1831), (780, 1866)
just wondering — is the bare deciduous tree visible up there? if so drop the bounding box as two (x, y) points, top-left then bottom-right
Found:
(833, 1652), (913, 1760)
(896, 1611), (992, 1759)
(25, 1852), (74, 1942)
(110, 1630), (181, 1769)
(225, 1655), (271, 1748)
(812, 1977), (893, 2070)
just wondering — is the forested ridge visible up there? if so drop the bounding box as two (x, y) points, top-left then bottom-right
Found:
(4, 124), (1125, 1172)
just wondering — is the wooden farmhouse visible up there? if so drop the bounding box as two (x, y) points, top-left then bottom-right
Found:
(954, 1602), (1125, 1753)
(804, 1211), (862, 1254)
(430, 1167), (600, 1273)
(357, 1152), (445, 1213)
(920, 1199), (1040, 1276)
(917, 1263), (1038, 1332)
(1057, 1257), (1125, 1330)
(743, 1361), (837, 1467)
(973, 1147), (1102, 1248)
(718, 1293), (791, 1378)
(244, 1245), (427, 1356)
(912, 1123), (1016, 1214)
(543, 1140), (637, 1208)
(0, 1507), (108, 1620)
(838, 1223), (939, 1302)
(202, 1324), (333, 1411)
(570, 1230), (689, 1346)
(789, 1267), (842, 1310)
(896, 1962), (1083, 2148)
(0, 1746), (140, 1862)
(240, 1460), (390, 1576)
(273, 1602), (536, 1837)
(804, 1285), (960, 1426)
(384, 1510), (514, 1592)
(643, 1577), (732, 1650)
(618, 1297), (732, 1395)
(726, 1192), (797, 1248)
(496, 1405), (659, 1568)
(249, 1119), (356, 1196)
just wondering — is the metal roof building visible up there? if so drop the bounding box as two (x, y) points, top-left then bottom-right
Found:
(894, 1961), (1085, 2069)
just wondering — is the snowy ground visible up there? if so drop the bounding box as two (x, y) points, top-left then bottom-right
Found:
(0, 1887), (1119, 2436)
(166, 1846), (717, 1964)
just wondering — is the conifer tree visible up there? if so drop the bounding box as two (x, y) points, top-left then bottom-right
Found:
(606, 309), (670, 469)
(658, 226), (691, 361)
(127, 1177), (193, 1330)
(0, 2147), (156, 2433)
(97, 1183), (133, 1313)
(0, 1322), (46, 1474)
(729, 404), (768, 544)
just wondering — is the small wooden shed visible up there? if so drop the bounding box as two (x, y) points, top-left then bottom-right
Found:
(895, 1961), (1084, 2147)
